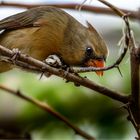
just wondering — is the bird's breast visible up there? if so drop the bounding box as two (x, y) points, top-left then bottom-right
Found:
(0, 26), (64, 60)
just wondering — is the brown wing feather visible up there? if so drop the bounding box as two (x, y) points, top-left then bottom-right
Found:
(0, 6), (50, 30)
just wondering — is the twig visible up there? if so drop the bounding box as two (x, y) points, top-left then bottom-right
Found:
(97, 0), (132, 48)
(70, 47), (127, 73)
(0, 45), (129, 103)
(0, 2), (139, 20)
(126, 104), (140, 139)
(97, 0), (125, 17)
(0, 85), (95, 140)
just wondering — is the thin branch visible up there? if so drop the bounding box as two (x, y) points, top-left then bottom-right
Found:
(70, 47), (127, 73)
(0, 45), (129, 103)
(97, 0), (125, 17)
(126, 104), (140, 139)
(96, 0), (131, 36)
(0, 85), (95, 140)
(0, 2), (139, 20)
(0, 1), (139, 139)
(97, 0), (132, 48)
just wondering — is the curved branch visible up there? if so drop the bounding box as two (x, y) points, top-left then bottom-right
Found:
(0, 85), (95, 140)
(0, 2), (139, 20)
(70, 47), (127, 73)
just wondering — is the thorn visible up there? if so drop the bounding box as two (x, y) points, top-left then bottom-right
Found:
(116, 66), (123, 77)
(39, 72), (44, 80)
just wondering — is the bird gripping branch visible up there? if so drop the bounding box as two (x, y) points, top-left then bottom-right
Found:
(0, 6), (108, 76)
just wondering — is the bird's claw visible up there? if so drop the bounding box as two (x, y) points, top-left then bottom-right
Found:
(45, 55), (62, 68)
(11, 48), (21, 63)
(43, 55), (63, 77)
(63, 67), (70, 78)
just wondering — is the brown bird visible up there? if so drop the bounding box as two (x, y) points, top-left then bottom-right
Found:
(0, 6), (108, 76)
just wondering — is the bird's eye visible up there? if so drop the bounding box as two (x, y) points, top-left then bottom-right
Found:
(86, 47), (93, 56)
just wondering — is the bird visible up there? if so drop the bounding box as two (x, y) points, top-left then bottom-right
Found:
(0, 6), (108, 76)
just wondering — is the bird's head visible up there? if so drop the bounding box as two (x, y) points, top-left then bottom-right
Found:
(82, 22), (109, 76)
(59, 21), (108, 76)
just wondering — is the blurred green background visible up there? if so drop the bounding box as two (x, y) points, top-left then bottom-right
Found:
(0, 1), (140, 139)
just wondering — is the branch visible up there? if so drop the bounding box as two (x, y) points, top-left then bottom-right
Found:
(70, 46), (127, 73)
(130, 45), (140, 139)
(0, 2), (139, 20)
(0, 45), (129, 103)
(0, 85), (95, 140)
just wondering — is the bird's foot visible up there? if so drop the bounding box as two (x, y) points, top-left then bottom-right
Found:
(44, 55), (80, 78)
(45, 55), (63, 68)
(43, 55), (64, 77)
(11, 48), (21, 63)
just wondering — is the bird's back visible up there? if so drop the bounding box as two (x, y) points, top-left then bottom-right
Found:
(0, 6), (75, 72)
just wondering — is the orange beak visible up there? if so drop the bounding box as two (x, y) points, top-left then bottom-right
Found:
(85, 59), (105, 76)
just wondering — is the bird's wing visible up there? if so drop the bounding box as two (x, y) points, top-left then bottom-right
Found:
(0, 7), (46, 30)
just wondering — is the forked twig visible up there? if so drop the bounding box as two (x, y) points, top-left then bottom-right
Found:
(0, 85), (95, 140)
(70, 47), (127, 73)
